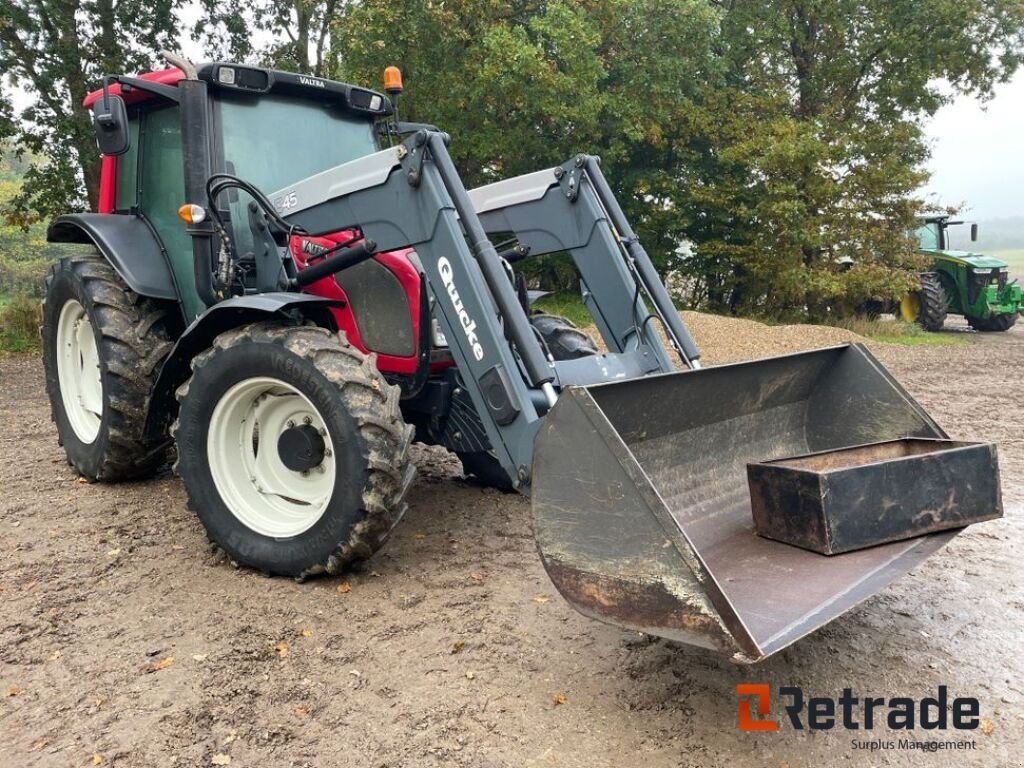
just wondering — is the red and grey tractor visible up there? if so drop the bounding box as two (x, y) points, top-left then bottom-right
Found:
(41, 53), (1001, 662)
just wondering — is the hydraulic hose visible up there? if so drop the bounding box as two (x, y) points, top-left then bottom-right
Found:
(294, 240), (377, 287)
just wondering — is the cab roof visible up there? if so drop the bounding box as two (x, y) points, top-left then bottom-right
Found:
(83, 63), (392, 118)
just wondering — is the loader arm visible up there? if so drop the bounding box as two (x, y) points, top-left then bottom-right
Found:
(271, 131), (699, 487)
(469, 155), (701, 373)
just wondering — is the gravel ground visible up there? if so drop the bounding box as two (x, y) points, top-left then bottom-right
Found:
(679, 311), (867, 363)
(1, 314), (1021, 768)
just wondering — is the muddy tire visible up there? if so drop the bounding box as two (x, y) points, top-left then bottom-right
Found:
(42, 254), (173, 481)
(967, 313), (1018, 332)
(900, 273), (947, 331)
(173, 322), (415, 578)
(530, 313), (598, 359)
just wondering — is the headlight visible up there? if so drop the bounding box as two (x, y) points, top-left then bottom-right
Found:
(431, 318), (448, 347)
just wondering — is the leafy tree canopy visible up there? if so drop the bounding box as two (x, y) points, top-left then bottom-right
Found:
(1, 0), (1022, 319)
(682, 0), (1024, 317)
(0, 0), (181, 224)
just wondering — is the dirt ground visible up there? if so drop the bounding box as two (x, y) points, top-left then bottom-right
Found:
(2, 315), (1022, 768)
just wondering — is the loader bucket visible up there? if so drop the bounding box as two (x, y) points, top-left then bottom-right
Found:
(532, 344), (961, 663)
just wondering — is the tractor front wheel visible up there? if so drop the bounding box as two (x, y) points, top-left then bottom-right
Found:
(899, 273), (947, 331)
(42, 255), (173, 480)
(966, 313), (1018, 332)
(173, 323), (415, 578)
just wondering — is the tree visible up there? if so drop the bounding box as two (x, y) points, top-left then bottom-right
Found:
(680, 0), (1024, 318)
(0, 144), (66, 295)
(334, 0), (719, 287)
(329, 0), (1024, 313)
(196, 0), (340, 77)
(0, 0), (181, 223)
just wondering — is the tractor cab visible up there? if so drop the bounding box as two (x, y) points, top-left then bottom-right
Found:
(915, 213), (978, 252)
(82, 64), (390, 314)
(69, 63), (431, 376)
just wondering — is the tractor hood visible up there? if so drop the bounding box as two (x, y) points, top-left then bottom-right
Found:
(921, 249), (1009, 270)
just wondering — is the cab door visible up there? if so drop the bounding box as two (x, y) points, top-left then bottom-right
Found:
(135, 105), (205, 320)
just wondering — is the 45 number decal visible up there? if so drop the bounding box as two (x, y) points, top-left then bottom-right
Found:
(275, 191), (298, 211)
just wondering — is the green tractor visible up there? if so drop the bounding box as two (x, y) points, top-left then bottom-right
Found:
(899, 215), (1022, 332)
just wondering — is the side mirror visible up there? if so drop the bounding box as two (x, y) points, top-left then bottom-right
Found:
(970, 223), (978, 242)
(92, 93), (130, 156)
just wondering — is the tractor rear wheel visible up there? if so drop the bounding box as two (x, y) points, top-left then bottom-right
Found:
(173, 323), (415, 578)
(899, 273), (947, 331)
(42, 255), (173, 480)
(966, 313), (1018, 332)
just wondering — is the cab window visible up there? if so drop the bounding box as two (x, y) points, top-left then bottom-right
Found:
(138, 105), (203, 318)
(114, 117), (140, 210)
(217, 94), (378, 255)
(916, 223), (940, 250)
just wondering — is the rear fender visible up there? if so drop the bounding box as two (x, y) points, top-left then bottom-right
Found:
(143, 293), (342, 443)
(48, 213), (180, 306)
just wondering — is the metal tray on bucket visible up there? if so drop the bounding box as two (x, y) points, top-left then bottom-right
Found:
(747, 439), (1002, 555)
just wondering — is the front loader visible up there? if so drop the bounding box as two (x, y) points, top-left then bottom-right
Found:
(41, 55), (1002, 663)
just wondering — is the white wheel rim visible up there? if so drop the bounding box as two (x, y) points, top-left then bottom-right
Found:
(56, 299), (103, 444)
(207, 377), (337, 538)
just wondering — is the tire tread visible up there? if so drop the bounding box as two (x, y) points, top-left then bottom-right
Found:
(916, 273), (948, 332)
(172, 322), (415, 577)
(43, 255), (173, 480)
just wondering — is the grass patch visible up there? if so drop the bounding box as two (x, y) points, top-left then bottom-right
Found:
(829, 317), (967, 347)
(531, 292), (593, 327)
(0, 293), (41, 353)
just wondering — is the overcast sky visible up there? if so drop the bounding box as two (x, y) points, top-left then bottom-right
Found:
(922, 71), (1024, 220)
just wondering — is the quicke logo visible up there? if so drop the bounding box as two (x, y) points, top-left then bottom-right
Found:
(437, 257), (485, 361)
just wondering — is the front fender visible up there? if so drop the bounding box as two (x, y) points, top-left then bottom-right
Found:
(144, 294), (343, 443)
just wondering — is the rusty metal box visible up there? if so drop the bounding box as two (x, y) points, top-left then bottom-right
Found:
(747, 439), (1002, 555)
